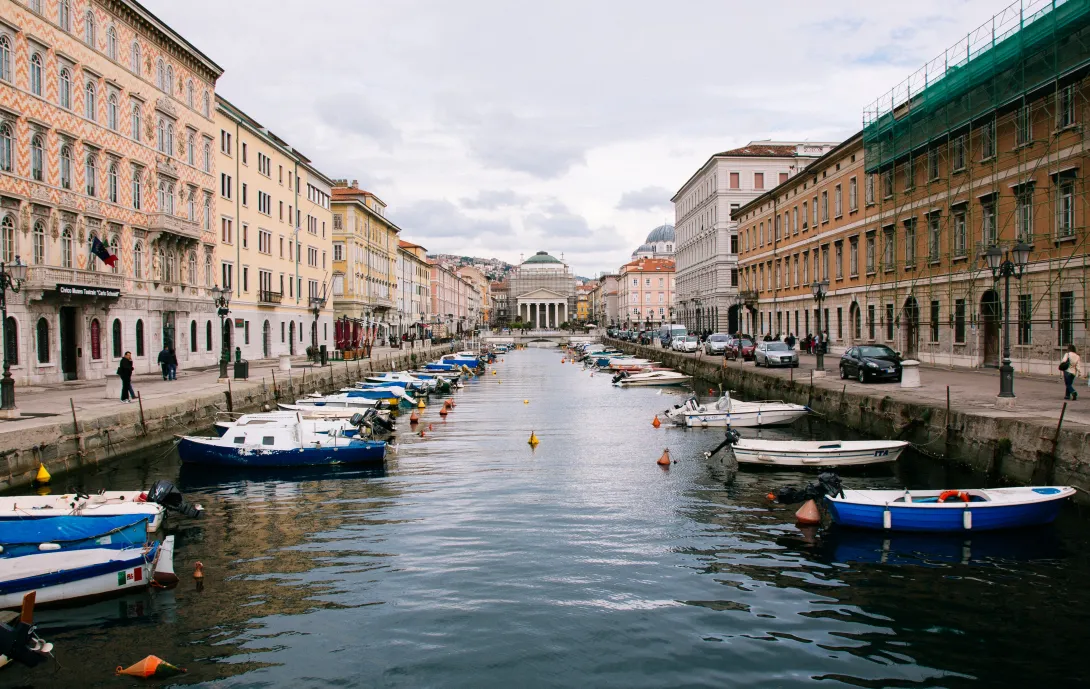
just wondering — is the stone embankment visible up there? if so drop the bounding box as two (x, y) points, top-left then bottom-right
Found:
(608, 339), (1090, 499)
(0, 347), (443, 492)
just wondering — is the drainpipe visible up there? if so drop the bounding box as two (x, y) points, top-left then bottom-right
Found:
(235, 117), (240, 300)
(294, 160), (300, 307)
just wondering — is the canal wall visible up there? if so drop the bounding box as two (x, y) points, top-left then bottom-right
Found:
(606, 339), (1090, 497)
(0, 346), (445, 492)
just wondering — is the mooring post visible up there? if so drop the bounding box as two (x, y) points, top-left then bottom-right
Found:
(271, 369), (279, 401)
(70, 398), (84, 457)
(136, 393), (147, 436)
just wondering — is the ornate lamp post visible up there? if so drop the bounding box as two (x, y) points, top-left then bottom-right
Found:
(810, 279), (829, 372)
(982, 242), (1032, 400)
(0, 257), (28, 415)
(212, 285), (231, 381)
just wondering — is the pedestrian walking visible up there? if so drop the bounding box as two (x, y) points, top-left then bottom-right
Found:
(785, 333), (796, 350)
(166, 346), (178, 381)
(117, 351), (135, 403)
(157, 346), (171, 380)
(1059, 344), (1082, 401)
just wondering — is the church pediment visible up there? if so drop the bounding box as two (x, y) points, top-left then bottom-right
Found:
(516, 288), (567, 300)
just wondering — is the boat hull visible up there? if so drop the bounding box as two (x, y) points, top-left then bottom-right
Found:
(0, 499), (164, 532)
(615, 377), (691, 387)
(680, 408), (808, 427)
(177, 437), (386, 468)
(734, 441), (905, 467)
(826, 489), (1072, 532)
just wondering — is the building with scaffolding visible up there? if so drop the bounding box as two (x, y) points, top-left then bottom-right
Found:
(737, 0), (1090, 375)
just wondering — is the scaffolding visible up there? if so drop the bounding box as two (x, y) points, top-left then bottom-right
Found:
(858, 0), (1090, 370)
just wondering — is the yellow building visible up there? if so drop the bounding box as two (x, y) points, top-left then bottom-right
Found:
(331, 181), (400, 340)
(215, 97), (334, 359)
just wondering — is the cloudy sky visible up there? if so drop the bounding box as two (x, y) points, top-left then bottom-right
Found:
(148, 0), (1005, 277)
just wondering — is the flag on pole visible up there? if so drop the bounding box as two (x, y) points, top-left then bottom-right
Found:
(90, 235), (118, 268)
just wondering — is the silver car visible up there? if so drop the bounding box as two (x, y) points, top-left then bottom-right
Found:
(704, 333), (730, 355)
(754, 341), (799, 368)
(674, 335), (700, 353)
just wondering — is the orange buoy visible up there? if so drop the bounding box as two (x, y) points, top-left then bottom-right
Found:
(652, 415), (661, 428)
(439, 407), (448, 417)
(657, 449), (671, 466)
(409, 410), (420, 423)
(428, 424), (434, 431)
(708, 388), (714, 394)
(116, 655), (187, 678)
(561, 359), (566, 363)
(419, 429), (426, 437)
(193, 561), (204, 580)
(795, 499), (821, 525)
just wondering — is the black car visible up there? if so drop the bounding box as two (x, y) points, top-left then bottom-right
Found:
(840, 345), (903, 383)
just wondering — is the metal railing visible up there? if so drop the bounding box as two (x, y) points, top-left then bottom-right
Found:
(258, 289), (283, 305)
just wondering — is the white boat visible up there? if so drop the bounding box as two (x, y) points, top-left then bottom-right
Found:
(0, 493), (165, 532)
(287, 394), (383, 410)
(366, 372), (438, 391)
(729, 438), (907, 467)
(0, 536), (175, 609)
(612, 370), (691, 387)
(606, 357), (652, 370)
(214, 410), (391, 437)
(665, 393), (809, 428)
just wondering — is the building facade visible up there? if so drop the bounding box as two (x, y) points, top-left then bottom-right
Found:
(455, 264), (489, 329)
(331, 180), (399, 340)
(672, 141), (836, 337)
(508, 251), (575, 328)
(618, 258), (674, 328)
(429, 260), (476, 337)
(396, 239), (430, 338)
(0, 0), (224, 383)
(214, 96), (334, 361)
(489, 280), (508, 326)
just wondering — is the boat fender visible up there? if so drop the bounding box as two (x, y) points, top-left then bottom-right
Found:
(938, 490), (971, 503)
(963, 509), (973, 530)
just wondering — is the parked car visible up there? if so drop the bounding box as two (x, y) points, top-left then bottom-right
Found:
(754, 341), (799, 368)
(726, 337), (756, 362)
(704, 333), (730, 355)
(673, 335), (700, 353)
(839, 345), (903, 383)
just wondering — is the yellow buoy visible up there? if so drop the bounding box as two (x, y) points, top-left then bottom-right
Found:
(528, 431), (539, 446)
(35, 463), (51, 484)
(417, 399), (426, 409)
(523, 399), (529, 404)
(493, 370), (497, 375)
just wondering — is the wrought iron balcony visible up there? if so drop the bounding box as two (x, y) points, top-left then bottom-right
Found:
(740, 290), (759, 306)
(258, 289), (283, 305)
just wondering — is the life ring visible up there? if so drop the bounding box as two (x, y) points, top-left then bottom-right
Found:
(938, 490), (970, 503)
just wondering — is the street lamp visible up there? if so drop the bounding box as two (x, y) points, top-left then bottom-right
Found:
(0, 257), (27, 415)
(982, 242), (1032, 400)
(810, 279), (829, 372)
(212, 285), (231, 381)
(694, 298), (702, 334)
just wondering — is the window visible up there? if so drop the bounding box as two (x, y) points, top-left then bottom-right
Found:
(29, 53), (42, 95)
(84, 10), (95, 46)
(0, 36), (10, 84)
(868, 304), (876, 340)
(801, 201), (808, 229)
(1015, 185), (1034, 242)
(109, 235), (119, 274)
(107, 163), (118, 203)
(955, 299), (966, 343)
(242, 266), (248, 293)
(1059, 292), (1074, 346)
(190, 320), (197, 352)
(61, 227), (73, 267)
(188, 252), (196, 284)
(835, 242), (843, 278)
(186, 80), (194, 109)
(33, 221), (45, 264)
(882, 170), (893, 198)
(241, 225), (248, 249)
(1057, 177), (1075, 238)
(84, 80), (96, 120)
(203, 195), (211, 231)
(220, 173), (232, 199)
(107, 93), (118, 130)
(30, 134), (44, 181)
(930, 301), (940, 342)
(904, 157), (915, 191)
(135, 319), (144, 357)
(865, 231), (875, 273)
(157, 179), (173, 214)
(202, 92), (210, 118)
(1016, 104), (1032, 146)
(131, 167), (142, 210)
(222, 262), (233, 291)
(981, 199), (996, 247)
(865, 174), (875, 205)
(904, 218), (916, 266)
(206, 321), (212, 351)
(821, 191), (829, 222)
(779, 172), (788, 185)
(85, 154), (97, 197)
(834, 185), (842, 217)
(928, 213), (940, 261)
(131, 103), (141, 140)
(885, 304), (894, 341)
(130, 41), (140, 73)
(36, 318), (49, 363)
(953, 210), (967, 257)
(166, 64), (174, 93)
(792, 208), (799, 236)
(205, 254), (212, 287)
(1058, 85), (1076, 129)
(1018, 294), (1032, 345)
(106, 26), (117, 60)
(848, 177), (857, 211)
(58, 144), (72, 189)
(187, 131), (195, 165)
(259, 230), (272, 254)
(333, 242), (343, 261)
(811, 196), (818, 226)
(821, 245), (829, 282)
(258, 190), (271, 214)
(241, 142), (247, 164)
(58, 67), (71, 109)
(241, 183), (247, 206)
(156, 117), (165, 153)
(221, 217), (232, 244)
(203, 141), (211, 173)
(952, 135), (966, 171)
(754, 172), (764, 189)
(729, 172), (739, 189)
(59, 0), (70, 31)
(187, 189), (195, 220)
(220, 129), (231, 154)
(0, 216), (12, 263)
(981, 118), (996, 159)
(849, 236), (858, 276)
(133, 241), (142, 278)
(155, 59), (165, 90)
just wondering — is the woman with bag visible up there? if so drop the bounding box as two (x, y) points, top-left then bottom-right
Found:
(1059, 344), (1081, 401)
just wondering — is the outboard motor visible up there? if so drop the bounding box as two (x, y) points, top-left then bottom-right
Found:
(768, 471), (844, 504)
(146, 480), (202, 518)
(364, 408), (395, 432)
(0, 618), (51, 668)
(611, 371), (627, 384)
(704, 428), (742, 459)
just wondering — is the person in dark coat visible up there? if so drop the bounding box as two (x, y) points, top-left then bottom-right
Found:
(118, 351), (135, 403)
(157, 346), (170, 380)
(167, 347), (178, 380)
(785, 333), (796, 350)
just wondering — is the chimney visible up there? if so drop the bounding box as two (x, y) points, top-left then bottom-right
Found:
(352, 179), (359, 189)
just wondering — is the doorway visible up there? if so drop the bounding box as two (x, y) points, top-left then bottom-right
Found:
(981, 290), (1000, 367)
(162, 311), (176, 349)
(289, 321), (296, 355)
(727, 305), (740, 334)
(903, 297), (920, 358)
(221, 318), (232, 361)
(59, 306), (78, 381)
(262, 320), (271, 358)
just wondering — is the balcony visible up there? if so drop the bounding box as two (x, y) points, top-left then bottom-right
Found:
(258, 289), (283, 305)
(25, 265), (125, 299)
(740, 290), (759, 306)
(147, 212), (203, 245)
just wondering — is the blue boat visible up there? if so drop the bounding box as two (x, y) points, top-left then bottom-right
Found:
(825, 486), (1076, 532)
(0, 516), (149, 558)
(177, 417), (386, 468)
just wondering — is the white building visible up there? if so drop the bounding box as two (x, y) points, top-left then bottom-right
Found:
(672, 141), (836, 334)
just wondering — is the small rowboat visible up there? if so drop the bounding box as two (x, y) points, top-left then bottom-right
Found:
(731, 438), (907, 467)
(612, 370), (691, 387)
(826, 486), (1076, 532)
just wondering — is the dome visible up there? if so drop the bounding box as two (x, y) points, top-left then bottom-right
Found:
(523, 251), (562, 265)
(645, 224), (675, 244)
(632, 243), (653, 257)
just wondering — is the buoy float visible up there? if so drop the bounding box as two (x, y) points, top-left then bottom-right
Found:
(34, 463), (50, 484)
(116, 655), (187, 679)
(419, 429), (426, 437)
(652, 415), (661, 428)
(409, 410), (420, 423)
(561, 359), (566, 363)
(523, 399), (529, 404)
(439, 407), (448, 417)
(428, 424), (434, 431)
(493, 370), (497, 375)
(657, 449), (671, 466)
(417, 399), (426, 409)
(795, 499), (821, 525)
(708, 388), (715, 395)
(528, 431), (539, 446)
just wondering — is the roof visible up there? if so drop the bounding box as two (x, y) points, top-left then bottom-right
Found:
(398, 240), (423, 249)
(644, 224), (675, 243)
(714, 143), (801, 157)
(523, 251), (562, 265)
(622, 258), (675, 272)
(126, 0), (224, 79)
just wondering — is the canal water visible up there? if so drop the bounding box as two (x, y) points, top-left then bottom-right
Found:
(6, 347), (1090, 688)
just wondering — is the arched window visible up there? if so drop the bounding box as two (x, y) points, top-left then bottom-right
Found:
(157, 179), (173, 214)
(187, 189), (195, 220)
(186, 80), (194, 108)
(202, 91), (210, 118)
(131, 103), (141, 140)
(32, 221), (45, 265)
(203, 195), (211, 231)
(205, 320), (212, 351)
(0, 123), (11, 172)
(204, 254), (212, 287)
(1, 215), (14, 263)
(156, 117), (165, 152)
(84, 80), (96, 120)
(4, 316), (17, 366)
(0, 35), (11, 84)
(89, 318), (101, 360)
(166, 64), (173, 93)
(107, 163), (118, 203)
(189, 320), (197, 352)
(84, 10), (95, 47)
(202, 141), (211, 172)
(85, 154), (97, 197)
(155, 58), (165, 90)
(133, 240), (143, 278)
(135, 319), (145, 357)
(107, 93), (118, 130)
(30, 134), (44, 181)
(29, 53), (42, 96)
(61, 227), (73, 268)
(130, 41), (140, 73)
(106, 26), (117, 60)
(112, 319), (122, 358)
(58, 1), (70, 32)
(58, 68), (71, 109)
(186, 131), (194, 165)
(109, 235), (119, 274)
(166, 123), (174, 156)
(36, 318), (49, 363)
(60, 145), (71, 189)
(187, 251), (196, 284)
(131, 168), (142, 210)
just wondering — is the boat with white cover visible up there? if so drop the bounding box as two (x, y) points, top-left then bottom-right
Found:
(612, 370), (691, 387)
(214, 410), (392, 436)
(665, 393), (808, 428)
(727, 437), (907, 467)
(0, 493), (165, 531)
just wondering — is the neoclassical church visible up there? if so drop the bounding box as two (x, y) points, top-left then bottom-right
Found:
(631, 224), (675, 260)
(508, 251), (576, 328)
